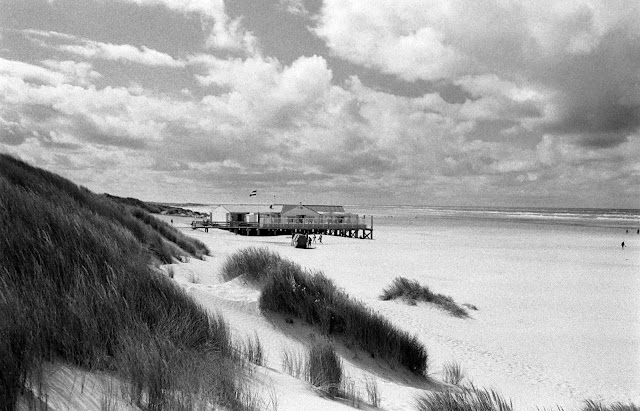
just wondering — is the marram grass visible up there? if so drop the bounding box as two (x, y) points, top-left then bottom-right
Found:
(381, 276), (470, 318)
(0, 154), (254, 410)
(222, 247), (429, 375)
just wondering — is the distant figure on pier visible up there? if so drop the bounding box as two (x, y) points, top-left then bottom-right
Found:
(621, 241), (625, 249)
(319, 234), (323, 244)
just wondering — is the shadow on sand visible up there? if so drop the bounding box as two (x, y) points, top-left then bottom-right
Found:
(261, 310), (448, 392)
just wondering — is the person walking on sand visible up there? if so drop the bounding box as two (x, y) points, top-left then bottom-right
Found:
(307, 235), (312, 248)
(622, 241), (625, 249)
(319, 233), (323, 244)
(313, 234), (317, 244)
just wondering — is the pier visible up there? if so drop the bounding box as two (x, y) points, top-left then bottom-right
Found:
(191, 215), (373, 239)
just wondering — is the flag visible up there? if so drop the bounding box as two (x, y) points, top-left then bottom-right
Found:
(249, 190), (257, 197)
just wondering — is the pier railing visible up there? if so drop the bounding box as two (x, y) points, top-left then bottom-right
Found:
(258, 216), (366, 230)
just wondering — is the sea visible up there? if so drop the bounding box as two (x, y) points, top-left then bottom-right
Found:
(344, 205), (640, 229)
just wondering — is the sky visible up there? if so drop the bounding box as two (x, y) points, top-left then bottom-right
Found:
(1, 0), (640, 207)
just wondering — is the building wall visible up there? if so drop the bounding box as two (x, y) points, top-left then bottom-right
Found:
(211, 206), (230, 222)
(281, 205), (319, 218)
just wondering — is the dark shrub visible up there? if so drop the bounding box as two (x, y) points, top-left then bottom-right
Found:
(222, 248), (429, 375)
(381, 277), (469, 318)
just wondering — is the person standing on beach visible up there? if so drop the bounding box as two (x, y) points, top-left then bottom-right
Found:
(621, 241), (625, 249)
(313, 234), (316, 244)
(319, 233), (323, 244)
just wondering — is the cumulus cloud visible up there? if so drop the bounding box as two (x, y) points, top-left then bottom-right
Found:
(0, 67), (174, 149)
(314, 0), (640, 150)
(193, 54), (334, 129)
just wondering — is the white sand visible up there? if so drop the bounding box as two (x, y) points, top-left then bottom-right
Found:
(161, 213), (639, 410)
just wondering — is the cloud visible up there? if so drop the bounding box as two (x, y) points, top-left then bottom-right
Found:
(313, 0), (466, 82)
(0, 57), (66, 85)
(314, 0), (640, 151)
(4, 0), (640, 207)
(41, 60), (102, 85)
(193, 54), (334, 128)
(24, 29), (187, 67)
(60, 42), (186, 67)
(279, 0), (309, 16)
(0, 67), (173, 149)
(119, 0), (258, 53)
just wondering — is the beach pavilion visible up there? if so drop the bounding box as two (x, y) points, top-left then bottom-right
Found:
(206, 204), (371, 238)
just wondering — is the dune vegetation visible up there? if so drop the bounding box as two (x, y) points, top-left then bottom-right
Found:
(380, 276), (470, 318)
(0, 154), (253, 410)
(416, 388), (639, 411)
(221, 247), (429, 375)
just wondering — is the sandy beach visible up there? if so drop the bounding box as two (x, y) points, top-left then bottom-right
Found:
(159, 210), (640, 410)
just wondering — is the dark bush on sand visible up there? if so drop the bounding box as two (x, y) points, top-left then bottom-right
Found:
(381, 276), (469, 318)
(222, 247), (429, 375)
(221, 246), (294, 283)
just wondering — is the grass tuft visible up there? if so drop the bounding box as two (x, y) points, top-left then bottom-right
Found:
(220, 247), (295, 283)
(237, 332), (265, 367)
(443, 362), (466, 386)
(581, 401), (640, 411)
(381, 277), (470, 318)
(222, 248), (429, 375)
(364, 376), (381, 408)
(281, 347), (306, 380)
(416, 384), (514, 411)
(307, 342), (343, 397)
